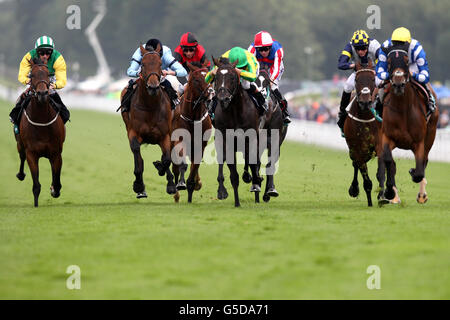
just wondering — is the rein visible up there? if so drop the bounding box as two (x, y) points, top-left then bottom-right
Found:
(181, 68), (211, 123)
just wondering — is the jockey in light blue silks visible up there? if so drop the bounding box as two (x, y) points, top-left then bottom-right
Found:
(373, 27), (436, 119)
(121, 38), (188, 111)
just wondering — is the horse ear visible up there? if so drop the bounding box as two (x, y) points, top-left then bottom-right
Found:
(154, 42), (162, 54)
(368, 59), (373, 69)
(231, 60), (238, 68)
(28, 58), (34, 66)
(140, 44), (146, 55)
(202, 59), (209, 68)
(212, 55), (219, 66)
(187, 61), (197, 72)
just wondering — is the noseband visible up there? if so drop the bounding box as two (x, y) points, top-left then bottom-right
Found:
(185, 68), (211, 110)
(355, 68), (375, 105)
(141, 51), (162, 87)
(215, 66), (239, 100)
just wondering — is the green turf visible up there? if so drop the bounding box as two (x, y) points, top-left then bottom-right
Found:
(0, 98), (449, 299)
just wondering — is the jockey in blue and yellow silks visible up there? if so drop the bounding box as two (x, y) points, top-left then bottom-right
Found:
(205, 46), (267, 120)
(336, 29), (381, 135)
(373, 27), (436, 118)
(248, 31), (290, 124)
(9, 35), (70, 134)
(121, 38), (188, 111)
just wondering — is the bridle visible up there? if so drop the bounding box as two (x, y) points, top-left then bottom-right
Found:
(184, 68), (211, 110)
(140, 51), (162, 88)
(29, 64), (50, 97)
(355, 68), (375, 105)
(388, 49), (410, 86)
(215, 65), (240, 100)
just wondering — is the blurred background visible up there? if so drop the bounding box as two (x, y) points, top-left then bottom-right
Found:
(0, 0), (449, 129)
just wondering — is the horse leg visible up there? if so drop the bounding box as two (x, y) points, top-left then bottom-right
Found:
(359, 163), (373, 207)
(242, 161), (252, 183)
(409, 141), (425, 183)
(16, 141), (26, 181)
(376, 155), (387, 204)
(382, 140), (396, 200)
(417, 152), (429, 204)
(172, 163), (180, 203)
(50, 153), (62, 198)
(217, 163), (228, 200)
(227, 152), (240, 207)
(26, 151), (40, 207)
(176, 163), (187, 191)
(129, 135), (146, 198)
(348, 161), (360, 198)
(186, 163), (200, 203)
(159, 134), (176, 195)
(264, 141), (279, 201)
(194, 171), (202, 191)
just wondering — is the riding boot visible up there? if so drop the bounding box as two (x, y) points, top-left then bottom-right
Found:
(337, 91), (351, 135)
(273, 88), (291, 125)
(121, 79), (136, 113)
(50, 92), (70, 124)
(161, 79), (180, 110)
(9, 92), (30, 134)
(247, 86), (267, 116)
(424, 85), (437, 115)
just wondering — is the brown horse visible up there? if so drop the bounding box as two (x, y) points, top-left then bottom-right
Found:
(380, 48), (439, 203)
(343, 60), (382, 207)
(171, 62), (212, 203)
(120, 45), (176, 198)
(15, 57), (66, 207)
(243, 68), (288, 203)
(213, 57), (262, 207)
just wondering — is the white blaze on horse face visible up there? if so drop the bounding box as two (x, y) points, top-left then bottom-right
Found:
(394, 70), (404, 77)
(220, 69), (228, 75)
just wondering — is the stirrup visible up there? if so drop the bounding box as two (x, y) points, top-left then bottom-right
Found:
(13, 124), (19, 135)
(369, 107), (383, 122)
(340, 127), (345, 138)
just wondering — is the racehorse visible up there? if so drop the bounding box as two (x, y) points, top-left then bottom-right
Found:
(242, 67), (287, 203)
(343, 60), (383, 207)
(120, 45), (176, 198)
(171, 62), (212, 203)
(213, 57), (262, 207)
(15, 57), (66, 207)
(380, 48), (439, 203)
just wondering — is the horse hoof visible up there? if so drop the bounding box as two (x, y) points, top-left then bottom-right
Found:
(377, 197), (390, 206)
(250, 184), (261, 192)
(136, 191), (148, 199)
(174, 192), (180, 203)
(348, 184), (359, 198)
(194, 181), (202, 191)
(384, 187), (395, 200)
(263, 194), (271, 202)
(217, 189), (228, 200)
(417, 192), (428, 204)
(242, 171), (252, 183)
(166, 185), (177, 195)
(16, 172), (26, 181)
(50, 186), (60, 198)
(176, 182), (187, 191)
(267, 188), (279, 197)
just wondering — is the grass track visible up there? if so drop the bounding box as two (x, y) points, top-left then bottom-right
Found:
(0, 99), (449, 299)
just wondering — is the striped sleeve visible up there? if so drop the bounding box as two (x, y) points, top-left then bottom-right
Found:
(18, 52), (32, 85)
(271, 47), (283, 81)
(53, 54), (67, 89)
(239, 51), (257, 82)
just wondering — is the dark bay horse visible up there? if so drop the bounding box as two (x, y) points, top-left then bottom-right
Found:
(171, 62), (212, 203)
(343, 60), (383, 207)
(243, 68), (287, 203)
(380, 48), (439, 203)
(213, 57), (262, 207)
(15, 58), (65, 207)
(120, 45), (176, 198)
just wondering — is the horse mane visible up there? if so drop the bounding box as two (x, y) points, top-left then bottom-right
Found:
(218, 57), (231, 66)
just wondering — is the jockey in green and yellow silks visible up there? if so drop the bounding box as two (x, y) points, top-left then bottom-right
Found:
(10, 36), (70, 133)
(206, 46), (267, 120)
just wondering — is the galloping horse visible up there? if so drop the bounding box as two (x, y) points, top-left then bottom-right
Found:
(213, 57), (262, 207)
(380, 48), (439, 203)
(120, 45), (176, 198)
(15, 57), (66, 207)
(242, 67), (287, 203)
(171, 62), (212, 203)
(343, 60), (382, 207)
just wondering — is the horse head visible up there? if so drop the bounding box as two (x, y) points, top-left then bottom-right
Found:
(255, 65), (271, 93)
(387, 48), (410, 95)
(354, 59), (376, 110)
(186, 62), (210, 110)
(140, 45), (162, 96)
(29, 57), (50, 104)
(212, 56), (239, 110)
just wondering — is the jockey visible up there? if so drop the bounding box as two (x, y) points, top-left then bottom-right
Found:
(205, 46), (267, 119)
(337, 29), (381, 136)
(373, 27), (436, 118)
(173, 32), (211, 73)
(248, 30), (291, 125)
(121, 38), (188, 111)
(9, 35), (70, 134)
